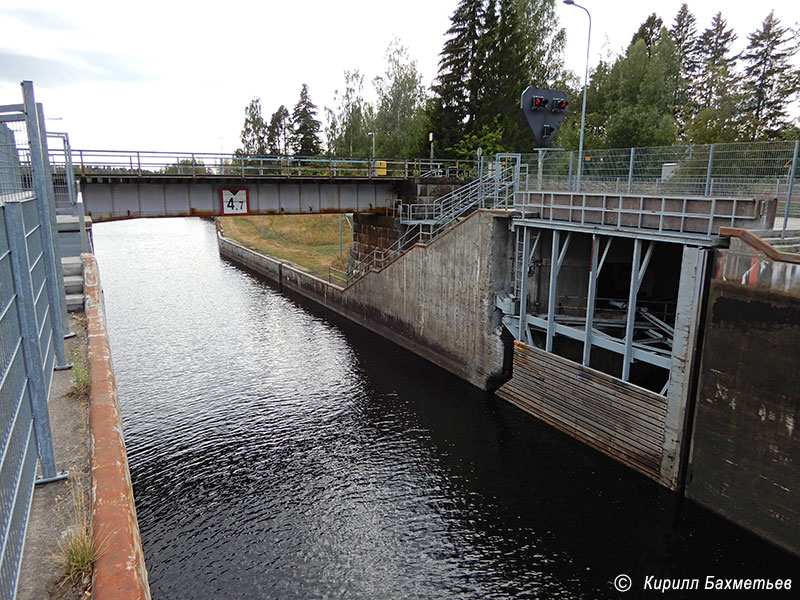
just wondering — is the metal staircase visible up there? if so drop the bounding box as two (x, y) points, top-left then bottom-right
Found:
(346, 155), (523, 282)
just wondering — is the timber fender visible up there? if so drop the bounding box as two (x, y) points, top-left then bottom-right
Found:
(83, 253), (151, 600)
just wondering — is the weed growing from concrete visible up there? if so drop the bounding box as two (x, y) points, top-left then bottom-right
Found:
(52, 469), (99, 587)
(67, 343), (89, 401)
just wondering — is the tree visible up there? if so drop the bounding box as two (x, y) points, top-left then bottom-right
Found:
(631, 13), (664, 57)
(670, 4), (701, 132)
(325, 70), (373, 156)
(430, 0), (484, 151)
(266, 105), (290, 155)
(373, 40), (428, 158)
(739, 11), (800, 140)
(239, 98), (268, 155)
(447, 116), (510, 159)
(686, 12), (741, 143)
(695, 12), (738, 110)
(290, 84), (322, 156)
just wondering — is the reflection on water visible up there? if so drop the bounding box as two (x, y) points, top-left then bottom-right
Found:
(93, 218), (799, 599)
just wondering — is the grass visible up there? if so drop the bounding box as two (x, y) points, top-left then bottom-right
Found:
(67, 343), (89, 402)
(220, 214), (354, 277)
(52, 469), (100, 587)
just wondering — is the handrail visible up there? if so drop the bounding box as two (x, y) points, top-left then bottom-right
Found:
(719, 227), (800, 265)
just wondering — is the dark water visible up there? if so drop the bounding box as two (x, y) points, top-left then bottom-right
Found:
(93, 218), (799, 599)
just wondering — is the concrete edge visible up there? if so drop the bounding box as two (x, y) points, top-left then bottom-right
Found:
(82, 253), (151, 600)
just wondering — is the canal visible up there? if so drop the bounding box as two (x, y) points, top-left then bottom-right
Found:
(93, 218), (799, 599)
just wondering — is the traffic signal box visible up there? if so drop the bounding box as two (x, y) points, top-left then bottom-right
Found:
(520, 86), (569, 148)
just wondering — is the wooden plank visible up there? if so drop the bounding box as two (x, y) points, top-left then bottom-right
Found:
(499, 371), (665, 458)
(504, 365), (666, 440)
(512, 353), (668, 425)
(497, 344), (670, 482)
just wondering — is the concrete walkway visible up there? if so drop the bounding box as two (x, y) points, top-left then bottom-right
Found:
(18, 314), (91, 600)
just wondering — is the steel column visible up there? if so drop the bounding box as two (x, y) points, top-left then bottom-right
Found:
(627, 147), (635, 193)
(546, 231), (571, 352)
(622, 240), (653, 380)
(583, 234), (600, 365)
(704, 144), (715, 196)
(21, 82), (69, 367)
(518, 227), (531, 341)
(3, 201), (61, 481)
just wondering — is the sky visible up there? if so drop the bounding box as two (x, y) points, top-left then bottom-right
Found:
(1, 0), (798, 154)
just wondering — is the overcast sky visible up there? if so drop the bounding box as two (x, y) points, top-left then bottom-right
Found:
(1, 0), (798, 153)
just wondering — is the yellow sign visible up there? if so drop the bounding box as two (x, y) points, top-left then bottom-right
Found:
(376, 160), (387, 176)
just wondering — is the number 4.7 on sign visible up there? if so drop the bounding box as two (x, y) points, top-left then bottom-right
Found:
(220, 188), (249, 215)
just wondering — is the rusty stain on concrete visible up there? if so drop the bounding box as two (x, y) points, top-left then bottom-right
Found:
(83, 253), (151, 600)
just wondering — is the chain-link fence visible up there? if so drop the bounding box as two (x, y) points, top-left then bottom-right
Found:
(0, 82), (70, 600)
(521, 140), (800, 219)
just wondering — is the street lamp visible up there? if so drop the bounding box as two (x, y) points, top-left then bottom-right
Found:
(367, 131), (375, 158)
(563, 0), (591, 193)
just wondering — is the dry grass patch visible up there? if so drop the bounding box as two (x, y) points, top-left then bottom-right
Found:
(221, 214), (353, 276)
(51, 469), (100, 588)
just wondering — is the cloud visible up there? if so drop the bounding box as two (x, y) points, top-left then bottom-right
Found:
(0, 50), (152, 86)
(3, 8), (79, 32)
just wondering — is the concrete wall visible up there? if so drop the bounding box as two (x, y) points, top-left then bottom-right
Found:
(218, 209), (512, 390)
(686, 247), (800, 556)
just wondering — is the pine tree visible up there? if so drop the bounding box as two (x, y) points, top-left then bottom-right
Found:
(695, 12), (738, 110)
(290, 84), (322, 156)
(670, 3), (701, 131)
(431, 0), (484, 151)
(239, 98), (268, 155)
(266, 105), (290, 155)
(630, 14), (664, 57)
(739, 11), (800, 140)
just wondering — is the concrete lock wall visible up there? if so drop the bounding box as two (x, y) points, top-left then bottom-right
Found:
(686, 248), (800, 557)
(218, 210), (513, 391)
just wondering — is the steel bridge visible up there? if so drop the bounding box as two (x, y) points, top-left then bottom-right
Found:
(62, 150), (475, 222)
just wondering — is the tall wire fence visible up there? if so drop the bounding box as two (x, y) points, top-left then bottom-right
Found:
(521, 140), (800, 219)
(1, 83), (70, 600)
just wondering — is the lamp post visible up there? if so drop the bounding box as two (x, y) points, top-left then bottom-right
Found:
(367, 131), (375, 158)
(564, 0), (591, 193)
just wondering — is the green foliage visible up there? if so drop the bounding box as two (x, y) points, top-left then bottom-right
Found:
(239, 97), (268, 155)
(372, 40), (428, 158)
(325, 71), (373, 156)
(290, 84), (322, 156)
(161, 158), (208, 175)
(448, 116), (510, 159)
(266, 105), (290, 155)
(739, 11), (800, 140)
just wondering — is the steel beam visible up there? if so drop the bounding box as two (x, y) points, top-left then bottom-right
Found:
(517, 227), (530, 341)
(545, 231), (571, 352)
(622, 240), (653, 380)
(583, 234), (600, 365)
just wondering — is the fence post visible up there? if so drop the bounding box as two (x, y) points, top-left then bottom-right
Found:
(567, 151), (574, 192)
(704, 143), (715, 196)
(4, 200), (63, 482)
(22, 82), (70, 367)
(781, 139), (799, 237)
(537, 149), (544, 190)
(627, 147), (635, 193)
(63, 134), (77, 207)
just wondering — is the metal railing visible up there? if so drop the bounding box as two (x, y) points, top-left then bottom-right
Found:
(521, 140), (800, 230)
(515, 191), (759, 239)
(343, 156), (521, 283)
(1, 82), (69, 600)
(57, 149), (477, 180)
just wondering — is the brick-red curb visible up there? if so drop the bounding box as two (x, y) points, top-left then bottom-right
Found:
(83, 253), (151, 600)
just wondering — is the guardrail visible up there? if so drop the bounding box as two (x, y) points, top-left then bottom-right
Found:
(52, 149), (477, 180)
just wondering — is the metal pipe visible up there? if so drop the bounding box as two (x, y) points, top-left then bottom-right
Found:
(564, 0), (591, 193)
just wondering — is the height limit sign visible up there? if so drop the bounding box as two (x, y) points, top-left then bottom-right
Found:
(220, 188), (250, 215)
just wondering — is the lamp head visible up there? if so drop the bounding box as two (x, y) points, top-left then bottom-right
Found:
(563, 0), (575, 4)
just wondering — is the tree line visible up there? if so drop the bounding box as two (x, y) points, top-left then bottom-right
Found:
(237, 1), (800, 159)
